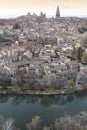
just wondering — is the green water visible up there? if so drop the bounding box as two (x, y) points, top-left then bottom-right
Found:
(0, 90), (87, 129)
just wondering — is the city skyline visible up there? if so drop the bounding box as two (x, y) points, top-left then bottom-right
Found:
(0, 0), (87, 18)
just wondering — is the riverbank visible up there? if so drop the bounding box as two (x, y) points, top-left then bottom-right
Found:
(0, 86), (86, 95)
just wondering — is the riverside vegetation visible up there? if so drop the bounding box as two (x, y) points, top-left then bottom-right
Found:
(0, 111), (87, 130)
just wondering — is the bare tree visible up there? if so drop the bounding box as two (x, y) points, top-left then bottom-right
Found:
(26, 115), (42, 130)
(2, 119), (15, 130)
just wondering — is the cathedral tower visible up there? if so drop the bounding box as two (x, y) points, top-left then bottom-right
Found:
(56, 6), (60, 18)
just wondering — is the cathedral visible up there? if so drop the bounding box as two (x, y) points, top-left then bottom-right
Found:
(56, 6), (60, 18)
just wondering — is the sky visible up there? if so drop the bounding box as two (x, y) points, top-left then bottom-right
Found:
(0, 0), (87, 18)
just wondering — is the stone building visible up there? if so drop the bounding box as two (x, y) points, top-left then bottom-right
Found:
(56, 6), (60, 18)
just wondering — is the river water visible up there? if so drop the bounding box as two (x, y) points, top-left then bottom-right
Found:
(0, 90), (87, 129)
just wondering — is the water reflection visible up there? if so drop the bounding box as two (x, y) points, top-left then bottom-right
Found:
(0, 90), (87, 106)
(0, 94), (74, 106)
(0, 90), (87, 130)
(0, 94), (9, 103)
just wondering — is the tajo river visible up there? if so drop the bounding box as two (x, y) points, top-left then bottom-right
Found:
(0, 90), (87, 129)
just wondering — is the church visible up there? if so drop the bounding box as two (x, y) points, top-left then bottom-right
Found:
(56, 6), (60, 18)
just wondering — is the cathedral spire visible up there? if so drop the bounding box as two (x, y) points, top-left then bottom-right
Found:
(56, 6), (60, 18)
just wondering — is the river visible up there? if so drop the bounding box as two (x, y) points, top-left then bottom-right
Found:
(0, 90), (87, 129)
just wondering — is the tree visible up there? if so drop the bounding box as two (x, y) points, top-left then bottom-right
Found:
(77, 47), (84, 62)
(13, 23), (20, 29)
(2, 119), (15, 130)
(82, 52), (87, 62)
(0, 115), (4, 130)
(19, 73), (25, 87)
(68, 79), (74, 88)
(26, 116), (42, 130)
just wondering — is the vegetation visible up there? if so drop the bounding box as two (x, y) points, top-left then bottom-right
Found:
(82, 52), (87, 63)
(24, 111), (87, 130)
(0, 116), (19, 130)
(78, 27), (87, 33)
(81, 83), (87, 89)
(3, 119), (15, 130)
(81, 62), (87, 65)
(29, 83), (45, 91)
(77, 47), (84, 62)
(26, 116), (42, 130)
(1, 111), (87, 130)
(0, 38), (11, 42)
(67, 55), (76, 61)
(68, 79), (74, 88)
(13, 23), (20, 29)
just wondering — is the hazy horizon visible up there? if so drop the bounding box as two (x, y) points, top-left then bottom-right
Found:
(0, 0), (87, 18)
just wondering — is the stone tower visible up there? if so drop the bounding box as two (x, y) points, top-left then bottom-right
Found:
(56, 6), (60, 18)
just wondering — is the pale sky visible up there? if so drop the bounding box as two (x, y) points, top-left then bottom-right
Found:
(0, 0), (87, 18)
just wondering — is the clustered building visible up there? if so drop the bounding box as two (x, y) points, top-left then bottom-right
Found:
(0, 6), (87, 89)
